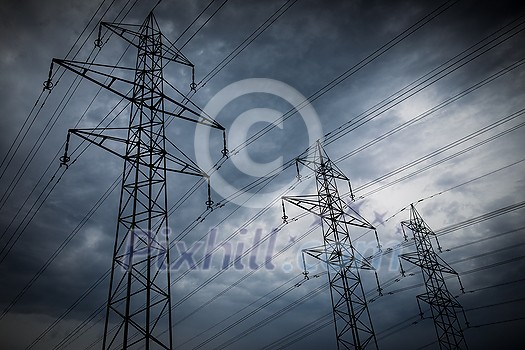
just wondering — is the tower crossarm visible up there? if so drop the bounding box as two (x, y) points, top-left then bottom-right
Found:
(51, 59), (224, 129)
(297, 157), (350, 182)
(101, 20), (193, 66)
(400, 252), (458, 275)
(303, 247), (376, 271)
(282, 195), (375, 229)
(417, 292), (464, 310)
(64, 128), (207, 176)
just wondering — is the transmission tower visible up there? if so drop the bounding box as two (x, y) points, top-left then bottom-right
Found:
(281, 141), (381, 350)
(399, 204), (468, 350)
(48, 13), (226, 349)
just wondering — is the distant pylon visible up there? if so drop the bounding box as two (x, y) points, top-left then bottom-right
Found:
(282, 141), (381, 350)
(49, 12), (226, 349)
(399, 204), (468, 350)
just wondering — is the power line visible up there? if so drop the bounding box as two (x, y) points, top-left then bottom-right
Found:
(201, 10), (525, 213)
(12, 2), (524, 348)
(14, 2), (296, 345)
(57, 195), (525, 349)
(52, 158), (525, 349)
(324, 14), (525, 148)
(353, 119), (525, 199)
(270, 251), (525, 350)
(465, 296), (525, 312)
(231, 0), (461, 156)
(469, 316), (525, 328)
(198, 0), (299, 86)
(0, 1), (142, 261)
(0, 0), (135, 184)
(0, 0), (111, 179)
(179, 0), (230, 51)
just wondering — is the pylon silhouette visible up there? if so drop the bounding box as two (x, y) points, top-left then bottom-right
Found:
(282, 141), (381, 350)
(49, 12), (225, 349)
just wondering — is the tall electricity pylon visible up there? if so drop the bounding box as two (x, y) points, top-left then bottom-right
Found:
(48, 13), (225, 349)
(399, 204), (468, 350)
(281, 141), (381, 350)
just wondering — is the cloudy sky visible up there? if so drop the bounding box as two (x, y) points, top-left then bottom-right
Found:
(0, 0), (524, 349)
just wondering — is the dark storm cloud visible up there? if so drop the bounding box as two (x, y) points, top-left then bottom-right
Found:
(0, 0), (524, 349)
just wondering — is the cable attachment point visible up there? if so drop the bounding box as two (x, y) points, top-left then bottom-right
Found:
(402, 225), (409, 242)
(458, 274), (465, 294)
(43, 61), (54, 91)
(190, 67), (197, 91)
(206, 177), (214, 210)
(94, 25), (104, 48)
(417, 299), (424, 320)
(60, 155), (70, 167)
(43, 80), (54, 91)
(295, 159), (301, 180)
(374, 229), (382, 251)
(435, 235), (443, 253)
(94, 38), (104, 48)
(375, 271), (383, 296)
(60, 131), (71, 168)
(281, 200), (288, 223)
(399, 258), (405, 277)
(221, 131), (229, 158)
(348, 180), (355, 201)
(302, 270), (309, 280)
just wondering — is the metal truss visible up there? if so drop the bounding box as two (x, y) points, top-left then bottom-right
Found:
(399, 204), (468, 350)
(50, 12), (225, 350)
(282, 141), (380, 350)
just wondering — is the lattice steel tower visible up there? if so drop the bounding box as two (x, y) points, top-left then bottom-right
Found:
(399, 204), (468, 350)
(281, 141), (380, 350)
(49, 13), (225, 349)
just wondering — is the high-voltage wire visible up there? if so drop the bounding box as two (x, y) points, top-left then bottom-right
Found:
(0, 0), (136, 184)
(239, 219), (525, 347)
(259, 312), (333, 350)
(39, 164), (525, 348)
(0, 0), (500, 274)
(232, 0), (461, 156)
(0, 175), (120, 319)
(144, 211), (525, 349)
(50, 12), (226, 349)
(206, 244), (525, 350)
(282, 142), (380, 350)
(0, 2), (141, 259)
(264, 233), (525, 349)
(179, 0), (230, 51)
(349, 122), (525, 200)
(197, 0), (299, 87)
(19, 146), (525, 347)
(15, 1), (308, 344)
(213, 282), (329, 349)
(323, 14), (525, 147)
(0, 0), (224, 320)
(354, 109), (525, 193)
(176, 272), (308, 348)
(205, 12), (525, 205)
(396, 204), (500, 349)
(125, 40), (524, 350)
(50, 198), (525, 349)
(333, 57), (525, 164)
(3, 0), (516, 264)
(10, 4), (520, 348)
(0, 0), (110, 178)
